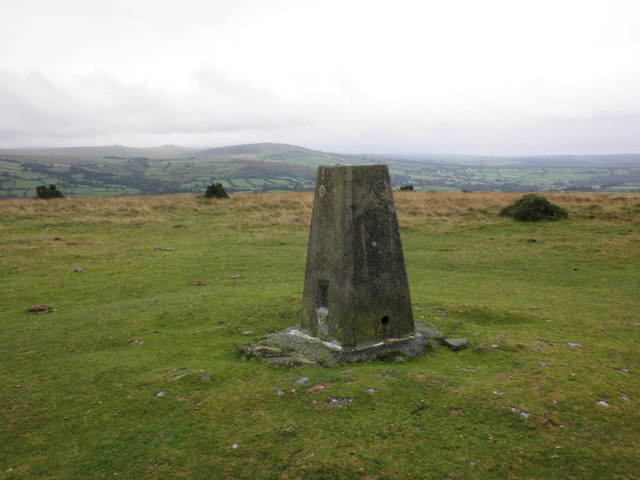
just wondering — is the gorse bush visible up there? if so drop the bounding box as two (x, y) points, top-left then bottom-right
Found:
(499, 194), (568, 221)
(204, 182), (229, 199)
(35, 184), (64, 199)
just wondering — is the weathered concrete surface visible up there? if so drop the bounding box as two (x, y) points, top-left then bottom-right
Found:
(266, 324), (429, 365)
(300, 164), (414, 350)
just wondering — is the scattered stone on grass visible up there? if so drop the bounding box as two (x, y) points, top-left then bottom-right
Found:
(188, 280), (207, 286)
(200, 374), (212, 382)
(294, 377), (309, 385)
(527, 305), (540, 309)
(173, 373), (189, 380)
(132, 340), (145, 345)
(327, 398), (352, 407)
(493, 391), (504, 395)
(273, 388), (286, 395)
(596, 399), (610, 407)
(154, 247), (176, 251)
(364, 388), (377, 393)
(458, 367), (477, 372)
(26, 304), (53, 313)
(444, 338), (468, 351)
(155, 391), (166, 397)
(416, 322), (444, 339)
(619, 394), (630, 401)
(230, 274), (241, 279)
(616, 368), (629, 373)
(305, 383), (328, 394)
(392, 355), (405, 362)
(510, 407), (530, 419)
(241, 330), (254, 335)
(231, 443), (239, 449)
(566, 342), (582, 347)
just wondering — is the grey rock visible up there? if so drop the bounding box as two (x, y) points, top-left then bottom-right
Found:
(444, 338), (468, 351)
(392, 355), (405, 362)
(510, 407), (530, 419)
(273, 388), (286, 395)
(238, 343), (284, 357)
(155, 391), (166, 397)
(566, 342), (582, 347)
(200, 374), (212, 382)
(230, 274), (241, 279)
(596, 399), (610, 407)
(418, 322), (445, 340)
(263, 356), (316, 367)
(327, 398), (352, 407)
(294, 376), (310, 385)
(74, 267), (83, 273)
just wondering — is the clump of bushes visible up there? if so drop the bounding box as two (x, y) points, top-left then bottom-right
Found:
(204, 183), (228, 199)
(499, 194), (568, 221)
(35, 184), (64, 199)
(399, 185), (414, 191)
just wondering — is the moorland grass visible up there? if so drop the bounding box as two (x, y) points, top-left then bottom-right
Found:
(1, 192), (639, 479)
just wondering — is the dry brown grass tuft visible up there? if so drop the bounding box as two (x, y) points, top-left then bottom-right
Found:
(1, 191), (638, 227)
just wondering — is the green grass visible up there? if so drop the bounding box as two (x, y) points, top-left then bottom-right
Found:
(1, 192), (639, 479)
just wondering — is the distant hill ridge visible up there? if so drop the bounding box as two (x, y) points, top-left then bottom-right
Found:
(1, 142), (639, 198)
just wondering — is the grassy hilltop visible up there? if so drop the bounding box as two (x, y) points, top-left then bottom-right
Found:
(1, 192), (639, 479)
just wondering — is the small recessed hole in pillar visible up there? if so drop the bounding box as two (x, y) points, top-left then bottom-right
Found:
(381, 316), (390, 325)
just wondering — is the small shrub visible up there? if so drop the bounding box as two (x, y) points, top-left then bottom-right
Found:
(35, 184), (64, 199)
(399, 185), (414, 191)
(204, 183), (229, 199)
(499, 194), (568, 221)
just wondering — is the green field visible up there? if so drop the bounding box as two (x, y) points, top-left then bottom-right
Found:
(1, 192), (639, 479)
(1, 143), (639, 198)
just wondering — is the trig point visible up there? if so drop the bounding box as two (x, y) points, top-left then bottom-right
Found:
(300, 164), (415, 350)
(243, 163), (441, 365)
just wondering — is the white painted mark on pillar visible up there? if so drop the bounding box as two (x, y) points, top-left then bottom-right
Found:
(319, 185), (326, 197)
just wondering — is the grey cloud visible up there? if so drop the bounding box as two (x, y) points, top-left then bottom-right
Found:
(0, 68), (314, 143)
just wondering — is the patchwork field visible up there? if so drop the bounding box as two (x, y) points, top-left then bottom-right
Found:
(1, 192), (639, 479)
(2, 144), (639, 198)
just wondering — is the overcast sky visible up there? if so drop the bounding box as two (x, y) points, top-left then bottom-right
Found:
(1, 0), (639, 155)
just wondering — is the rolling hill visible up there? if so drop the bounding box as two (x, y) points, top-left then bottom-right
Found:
(1, 143), (639, 198)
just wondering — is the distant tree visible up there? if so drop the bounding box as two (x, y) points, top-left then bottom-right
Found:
(35, 184), (65, 199)
(399, 184), (414, 191)
(204, 182), (229, 199)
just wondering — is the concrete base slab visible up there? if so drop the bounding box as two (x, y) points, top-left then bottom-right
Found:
(240, 321), (446, 366)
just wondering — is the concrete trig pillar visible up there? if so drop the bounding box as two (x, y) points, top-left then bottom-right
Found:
(301, 164), (415, 350)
